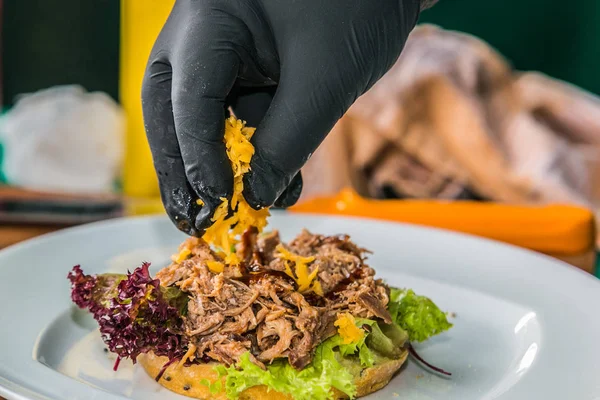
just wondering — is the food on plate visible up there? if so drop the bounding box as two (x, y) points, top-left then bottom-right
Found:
(68, 229), (452, 399)
(200, 116), (270, 265)
(67, 117), (452, 399)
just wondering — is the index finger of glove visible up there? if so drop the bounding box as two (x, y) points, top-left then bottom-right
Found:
(169, 15), (243, 230)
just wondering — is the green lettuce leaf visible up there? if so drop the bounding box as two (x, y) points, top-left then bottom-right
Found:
(331, 317), (376, 368)
(365, 322), (407, 359)
(199, 378), (223, 395)
(202, 300), (440, 400)
(388, 288), (452, 342)
(214, 350), (355, 400)
(206, 318), (387, 400)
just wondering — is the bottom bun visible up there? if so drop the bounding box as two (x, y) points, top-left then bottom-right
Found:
(138, 350), (408, 400)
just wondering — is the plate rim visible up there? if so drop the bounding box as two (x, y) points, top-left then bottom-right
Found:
(0, 211), (594, 283)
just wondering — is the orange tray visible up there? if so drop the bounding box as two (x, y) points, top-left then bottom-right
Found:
(290, 188), (596, 256)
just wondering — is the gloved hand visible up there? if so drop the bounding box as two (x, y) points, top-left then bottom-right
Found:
(142, 0), (422, 236)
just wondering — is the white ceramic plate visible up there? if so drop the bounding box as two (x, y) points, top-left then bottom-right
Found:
(0, 213), (599, 400)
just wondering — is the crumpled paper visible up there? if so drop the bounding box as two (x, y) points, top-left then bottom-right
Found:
(301, 24), (600, 227)
(0, 85), (125, 193)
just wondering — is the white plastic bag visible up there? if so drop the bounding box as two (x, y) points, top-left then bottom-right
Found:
(0, 85), (125, 193)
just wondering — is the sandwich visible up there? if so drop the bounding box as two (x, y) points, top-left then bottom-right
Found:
(68, 117), (452, 399)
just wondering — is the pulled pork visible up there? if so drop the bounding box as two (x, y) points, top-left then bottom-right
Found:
(156, 229), (391, 370)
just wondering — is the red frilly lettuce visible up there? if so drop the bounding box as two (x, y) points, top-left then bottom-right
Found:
(68, 263), (189, 372)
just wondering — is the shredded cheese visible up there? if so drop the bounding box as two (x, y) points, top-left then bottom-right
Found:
(175, 344), (197, 370)
(206, 260), (225, 274)
(335, 313), (364, 344)
(276, 244), (322, 295)
(200, 117), (270, 265)
(172, 247), (191, 263)
(196, 199), (204, 206)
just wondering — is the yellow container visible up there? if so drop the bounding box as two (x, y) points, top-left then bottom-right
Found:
(120, 0), (174, 202)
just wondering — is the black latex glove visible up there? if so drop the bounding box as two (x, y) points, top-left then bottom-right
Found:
(142, 0), (422, 236)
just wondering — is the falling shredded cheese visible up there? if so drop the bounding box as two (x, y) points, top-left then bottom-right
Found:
(200, 117), (270, 265)
(206, 260), (225, 274)
(276, 244), (323, 295)
(170, 117), (329, 301)
(335, 313), (364, 344)
(172, 247), (191, 263)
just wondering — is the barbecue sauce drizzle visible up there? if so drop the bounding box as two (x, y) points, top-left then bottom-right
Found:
(233, 228), (369, 306)
(234, 227), (299, 287)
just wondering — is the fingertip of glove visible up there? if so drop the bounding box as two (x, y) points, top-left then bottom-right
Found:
(242, 153), (292, 210)
(167, 199), (216, 237)
(160, 186), (198, 236)
(164, 204), (200, 237)
(273, 173), (303, 209)
(176, 219), (200, 237)
(193, 202), (216, 232)
(242, 172), (274, 210)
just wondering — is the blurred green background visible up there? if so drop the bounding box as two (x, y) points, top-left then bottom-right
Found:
(1, 0), (599, 107)
(420, 0), (600, 95)
(2, 0), (120, 107)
